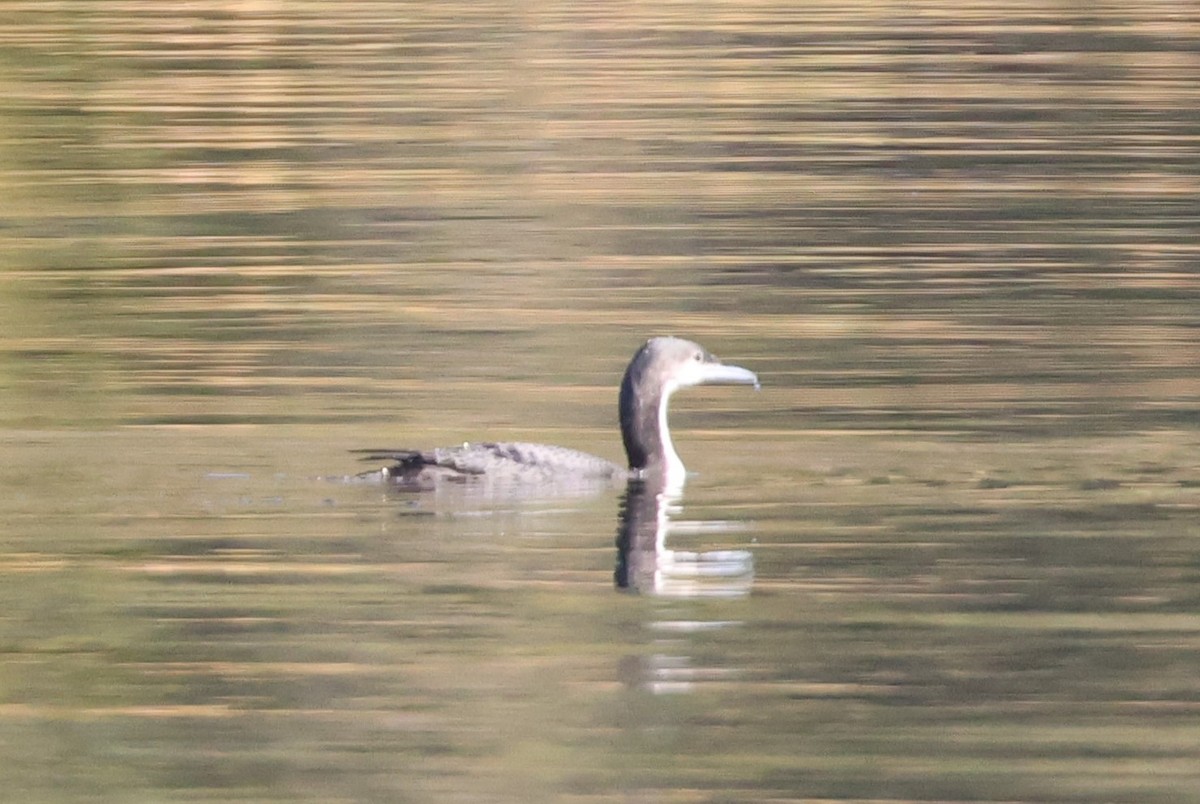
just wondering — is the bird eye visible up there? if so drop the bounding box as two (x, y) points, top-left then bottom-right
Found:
(693, 351), (703, 361)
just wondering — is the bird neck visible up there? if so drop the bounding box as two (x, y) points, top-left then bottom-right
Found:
(620, 374), (685, 483)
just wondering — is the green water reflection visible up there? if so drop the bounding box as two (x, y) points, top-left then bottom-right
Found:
(1, 1), (1199, 801)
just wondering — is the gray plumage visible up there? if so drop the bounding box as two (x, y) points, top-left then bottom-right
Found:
(356, 337), (758, 490)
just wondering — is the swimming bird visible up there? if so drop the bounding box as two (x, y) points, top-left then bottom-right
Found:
(355, 337), (759, 489)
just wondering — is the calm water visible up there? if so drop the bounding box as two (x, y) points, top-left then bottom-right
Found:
(2, 2), (1199, 801)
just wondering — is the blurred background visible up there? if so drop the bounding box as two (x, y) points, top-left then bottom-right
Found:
(1, 2), (1198, 801)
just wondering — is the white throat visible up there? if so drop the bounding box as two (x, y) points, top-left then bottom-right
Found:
(656, 380), (686, 489)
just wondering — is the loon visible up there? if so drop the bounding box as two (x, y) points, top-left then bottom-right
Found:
(355, 337), (759, 488)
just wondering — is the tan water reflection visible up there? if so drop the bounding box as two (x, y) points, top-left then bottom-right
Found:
(2, 1), (1199, 801)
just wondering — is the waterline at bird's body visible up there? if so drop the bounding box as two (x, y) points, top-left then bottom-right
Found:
(354, 337), (759, 492)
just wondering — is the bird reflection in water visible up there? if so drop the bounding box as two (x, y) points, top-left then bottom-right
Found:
(614, 476), (754, 597)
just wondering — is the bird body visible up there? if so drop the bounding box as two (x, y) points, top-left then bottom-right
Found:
(357, 337), (758, 491)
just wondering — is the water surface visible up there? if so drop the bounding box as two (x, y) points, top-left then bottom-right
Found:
(1, 2), (1199, 801)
